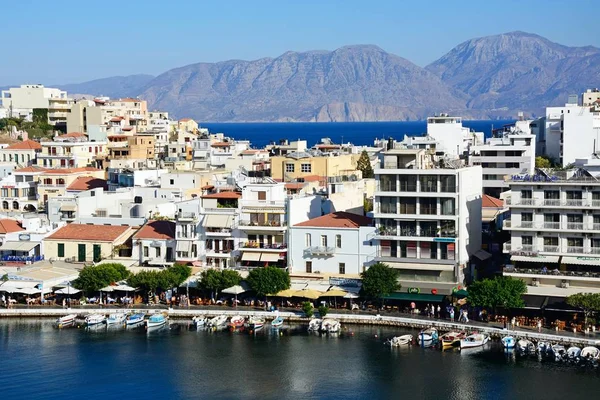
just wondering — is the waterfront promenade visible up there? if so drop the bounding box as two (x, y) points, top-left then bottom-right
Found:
(2, 305), (599, 347)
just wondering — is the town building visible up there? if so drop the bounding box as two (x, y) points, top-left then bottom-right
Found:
(178, 118), (198, 133)
(270, 151), (359, 182)
(132, 220), (176, 267)
(0, 140), (42, 168)
(39, 132), (106, 169)
(372, 149), (482, 298)
(0, 84), (72, 126)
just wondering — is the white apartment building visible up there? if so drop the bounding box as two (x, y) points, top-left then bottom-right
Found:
(503, 168), (600, 299)
(289, 212), (375, 276)
(1, 84), (72, 126)
(373, 149), (482, 297)
(132, 220), (176, 267)
(470, 120), (536, 197)
(199, 193), (239, 269)
(175, 199), (202, 263)
(39, 133), (107, 168)
(426, 114), (483, 157)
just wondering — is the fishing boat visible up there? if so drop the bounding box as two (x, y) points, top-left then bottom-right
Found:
(417, 327), (438, 346)
(440, 331), (465, 348)
(147, 313), (168, 329)
(550, 344), (566, 361)
(501, 336), (516, 349)
(460, 333), (489, 349)
(537, 341), (551, 355)
(580, 346), (600, 360)
(517, 339), (535, 354)
(229, 315), (245, 329)
(308, 318), (322, 332)
(106, 313), (127, 325)
(85, 314), (106, 326)
(126, 313), (145, 326)
(56, 314), (77, 328)
(247, 316), (265, 330)
(320, 319), (341, 333)
(271, 316), (284, 328)
(567, 346), (581, 361)
(208, 315), (228, 328)
(387, 334), (413, 347)
(192, 316), (208, 329)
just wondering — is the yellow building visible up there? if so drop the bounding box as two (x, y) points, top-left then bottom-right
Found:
(39, 132), (107, 168)
(107, 134), (155, 160)
(44, 223), (136, 262)
(178, 118), (198, 133)
(270, 153), (360, 181)
(36, 167), (105, 206)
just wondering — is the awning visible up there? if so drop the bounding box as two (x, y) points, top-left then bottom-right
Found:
(388, 262), (454, 271)
(545, 297), (582, 312)
(60, 204), (76, 212)
(522, 294), (548, 309)
(176, 241), (192, 252)
(0, 280), (40, 293)
(54, 287), (82, 295)
(202, 214), (232, 228)
(260, 253), (280, 262)
(560, 256), (600, 266)
(0, 241), (40, 252)
(510, 255), (559, 263)
(384, 292), (445, 302)
(241, 252), (261, 261)
(482, 209), (500, 222)
(473, 249), (492, 261)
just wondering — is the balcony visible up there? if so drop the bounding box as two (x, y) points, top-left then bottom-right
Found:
(506, 198), (536, 206)
(205, 249), (234, 258)
(542, 199), (561, 207)
(542, 222), (560, 230)
(503, 242), (511, 252)
(543, 245), (559, 253)
(566, 246), (585, 254)
(304, 246), (336, 256)
(566, 223), (584, 230)
(241, 242), (287, 252)
(238, 220), (286, 230)
(177, 212), (197, 221)
(503, 266), (600, 280)
(564, 199), (584, 207)
(204, 228), (233, 237)
(240, 199), (286, 209)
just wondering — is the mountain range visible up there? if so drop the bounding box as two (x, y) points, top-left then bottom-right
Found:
(54, 31), (600, 122)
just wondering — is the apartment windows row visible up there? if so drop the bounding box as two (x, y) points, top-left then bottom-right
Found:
(178, 224), (197, 238)
(378, 219), (456, 237)
(481, 162), (521, 168)
(143, 246), (162, 258)
(379, 240), (455, 260)
(518, 235), (600, 253)
(378, 175), (456, 193)
(480, 150), (524, 157)
(305, 233), (342, 248)
(378, 197), (455, 215)
(515, 212), (600, 228)
(0, 187), (35, 198)
(176, 244), (198, 259)
(305, 261), (346, 274)
(285, 163), (312, 173)
(2, 153), (32, 163)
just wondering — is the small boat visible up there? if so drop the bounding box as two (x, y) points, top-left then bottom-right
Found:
(440, 331), (465, 348)
(308, 318), (322, 332)
(537, 341), (551, 355)
(460, 333), (489, 349)
(417, 328), (438, 346)
(247, 316), (265, 330)
(85, 314), (106, 326)
(501, 336), (516, 349)
(106, 313), (127, 325)
(580, 346), (600, 360)
(517, 339), (535, 354)
(567, 346), (581, 360)
(126, 313), (145, 326)
(550, 344), (566, 361)
(229, 315), (245, 329)
(387, 334), (413, 347)
(147, 313), (168, 329)
(192, 316), (208, 328)
(56, 314), (77, 328)
(208, 315), (228, 328)
(320, 319), (341, 333)
(271, 316), (284, 328)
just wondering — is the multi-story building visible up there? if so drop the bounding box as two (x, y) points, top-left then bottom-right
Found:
(35, 167), (105, 207)
(0, 140), (42, 168)
(372, 149), (482, 298)
(66, 97), (150, 134)
(503, 168), (600, 300)
(470, 120), (536, 197)
(270, 151), (359, 182)
(582, 89), (600, 107)
(175, 199), (202, 264)
(0, 169), (38, 212)
(426, 114), (482, 157)
(39, 132), (106, 168)
(199, 193), (240, 269)
(178, 118), (198, 133)
(1, 84), (72, 126)
(133, 220), (176, 267)
(106, 133), (155, 161)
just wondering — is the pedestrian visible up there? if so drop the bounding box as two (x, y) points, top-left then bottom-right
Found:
(537, 319), (542, 332)
(1, 293), (5, 308)
(62, 298), (66, 309)
(436, 305), (441, 318)
(463, 310), (469, 323)
(410, 302), (416, 314)
(7, 295), (11, 309)
(426, 304), (430, 317)
(449, 308), (455, 322)
(511, 317), (516, 329)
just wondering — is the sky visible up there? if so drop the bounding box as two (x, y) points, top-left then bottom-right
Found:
(1, 0), (599, 85)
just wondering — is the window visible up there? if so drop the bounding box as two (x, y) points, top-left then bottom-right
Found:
(522, 236), (533, 245)
(144, 246), (149, 257)
(440, 198), (455, 215)
(257, 191), (266, 201)
(170, 179), (174, 185)
(57, 243), (65, 257)
(192, 244), (197, 257)
(306, 261), (312, 273)
(155, 247), (161, 257)
(301, 163), (311, 173)
(380, 197), (397, 214)
(320, 235), (327, 247)
(305, 233), (311, 247)
(335, 234), (342, 248)
(339, 263), (346, 275)
(419, 176), (437, 192)
(285, 164), (295, 172)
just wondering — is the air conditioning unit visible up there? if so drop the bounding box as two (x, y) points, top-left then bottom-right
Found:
(561, 280), (569, 289)
(531, 278), (539, 287)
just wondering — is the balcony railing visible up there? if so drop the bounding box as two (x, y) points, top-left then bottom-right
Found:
(566, 246), (585, 254)
(305, 246), (336, 256)
(543, 199), (561, 206)
(177, 212), (197, 221)
(242, 242), (287, 250)
(566, 223), (584, 230)
(589, 247), (600, 254)
(503, 266), (600, 278)
(543, 245), (559, 253)
(542, 222), (560, 229)
(565, 199), (583, 207)
(239, 220), (285, 227)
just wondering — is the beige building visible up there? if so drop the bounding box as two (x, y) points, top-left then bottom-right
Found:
(0, 140), (42, 168)
(107, 134), (155, 160)
(44, 223), (136, 262)
(36, 167), (105, 206)
(67, 98), (149, 134)
(1, 84), (72, 126)
(39, 133), (107, 168)
(271, 153), (360, 181)
(178, 118), (198, 133)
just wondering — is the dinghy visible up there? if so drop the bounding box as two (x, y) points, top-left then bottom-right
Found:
(106, 313), (127, 325)
(308, 318), (322, 332)
(387, 334), (413, 347)
(192, 316), (208, 328)
(126, 313), (145, 326)
(320, 319), (341, 333)
(550, 344), (566, 361)
(517, 339), (535, 354)
(271, 316), (284, 328)
(460, 333), (489, 349)
(208, 315), (228, 328)
(85, 314), (106, 326)
(501, 336), (516, 349)
(229, 315), (245, 329)
(56, 314), (77, 328)
(417, 328), (438, 346)
(146, 313), (168, 329)
(440, 331), (465, 348)
(580, 346), (600, 360)
(247, 316), (265, 330)
(567, 346), (581, 361)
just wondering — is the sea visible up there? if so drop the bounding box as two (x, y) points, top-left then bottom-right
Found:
(0, 319), (597, 400)
(202, 120), (516, 148)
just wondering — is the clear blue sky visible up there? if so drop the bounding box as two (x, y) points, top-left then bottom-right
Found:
(1, 0), (598, 85)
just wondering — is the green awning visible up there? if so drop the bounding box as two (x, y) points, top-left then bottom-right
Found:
(453, 289), (468, 298)
(384, 293), (445, 302)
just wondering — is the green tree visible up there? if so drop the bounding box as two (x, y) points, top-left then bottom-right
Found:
(566, 293), (600, 325)
(360, 262), (400, 306)
(73, 263), (130, 293)
(535, 156), (552, 168)
(198, 268), (242, 298)
(318, 305), (329, 318)
(247, 266), (290, 299)
(169, 263), (192, 287)
(356, 150), (374, 179)
(467, 276), (527, 313)
(302, 301), (314, 318)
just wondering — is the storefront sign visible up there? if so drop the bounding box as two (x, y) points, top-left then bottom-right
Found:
(18, 234), (31, 241)
(407, 287), (420, 294)
(329, 277), (361, 287)
(510, 250), (539, 257)
(433, 237), (455, 243)
(576, 257), (600, 261)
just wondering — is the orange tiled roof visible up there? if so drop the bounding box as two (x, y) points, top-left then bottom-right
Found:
(240, 150), (259, 155)
(285, 183), (305, 190)
(14, 166), (47, 173)
(66, 176), (108, 191)
(133, 220), (175, 240)
(58, 132), (87, 139)
(5, 140), (42, 150)
(179, 118), (193, 122)
(211, 142), (232, 147)
(315, 144), (341, 150)
(201, 191), (241, 199)
(482, 194), (504, 208)
(201, 185), (214, 190)
(294, 212), (373, 228)
(46, 224), (131, 242)
(301, 175), (323, 182)
(43, 167), (102, 175)
(0, 219), (24, 234)
(110, 116), (125, 122)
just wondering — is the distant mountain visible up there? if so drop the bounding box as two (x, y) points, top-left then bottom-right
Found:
(138, 45), (468, 122)
(426, 31), (600, 112)
(56, 74), (154, 99)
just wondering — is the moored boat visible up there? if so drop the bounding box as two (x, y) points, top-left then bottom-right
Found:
(56, 314), (77, 328)
(537, 341), (551, 355)
(440, 331), (465, 348)
(247, 316), (265, 330)
(106, 313), (127, 325)
(417, 328), (438, 346)
(85, 314), (106, 326)
(192, 316), (208, 328)
(308, 318), (322, 332)
(126, 313), (145, 326)
(517, 339), (535, 354)
(146, 313), (168, 329)
(320, 319), (341, 333)
(208, 315), (229, 328)
(229, 315), (245, 329)
(567, 346), (581, 361)
(387, 334), (413, 347)
(580, 346), (600, 360)
(550, 344), (566, 361)
(271, 316), (284, 328)
(460, 333), (489, 349)
(501, 336), (516, 349)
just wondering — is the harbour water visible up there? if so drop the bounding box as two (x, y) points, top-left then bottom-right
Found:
(0, 319), (597, 400)
(202, 120), (515, 149)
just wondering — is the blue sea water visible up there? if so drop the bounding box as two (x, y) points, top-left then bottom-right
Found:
(202, 120), (515, 149)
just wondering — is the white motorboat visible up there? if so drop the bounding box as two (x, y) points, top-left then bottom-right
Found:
(501, 336), (516, 349)
(106, 313), (127, 325)
(580, 346), (600, 360)
(537, 341), (551, 355)
(550, 344), (566, 361)
(308, 318), (322, 332)
(126, 313), (145, 326)
(85, 314), (106, 326)
(460, 333), (489, 349)
(146, 313), (168, 329)
(417, 328), (438, 346)
(208, 315), (228, 328)
(192, 316), (208, 328)
(517, 339), (535, 354)
(387, 334), (413, 347)
(247, 316), (265, 330)
(320, 319), (341, 333)
(567, 346), (581, 360)
(56, 314), (77, 328)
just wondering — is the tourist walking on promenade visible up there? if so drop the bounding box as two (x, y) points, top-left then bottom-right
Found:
(449, 308), (455, 322)
(537, 320), (542, 332)
(436, 305), (441, 319)
(511, 317), (516, 329)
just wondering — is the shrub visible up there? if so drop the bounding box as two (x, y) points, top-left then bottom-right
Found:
(302, 301), (314, 318)
(318, 305), (329, 318)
